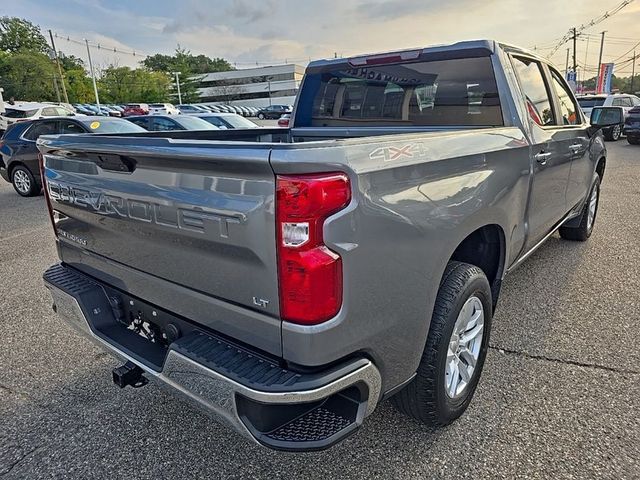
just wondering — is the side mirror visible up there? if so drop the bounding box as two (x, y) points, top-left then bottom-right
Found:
(590, 106), (623, 127)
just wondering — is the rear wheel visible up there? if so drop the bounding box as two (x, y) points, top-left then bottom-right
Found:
(628, 136), (640, 145)
(392, 261), (492, 426)
(605, 124), (622, 141)
(258, 113), (265, 120)
(559, 174), (600, 241)
(11, 165), (41, 197)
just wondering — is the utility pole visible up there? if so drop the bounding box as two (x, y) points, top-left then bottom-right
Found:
(572, 27), (577, 74)
(85, 39), (100, 109)
(48, 30), (69, 104)
(597, 31), (606, 92)
(172, 72), (182, 104)
(631, 51), (637, 94)
(565, 48), (570, 75)
(52, 76), (61, 103)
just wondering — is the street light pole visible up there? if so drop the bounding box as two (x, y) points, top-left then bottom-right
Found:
(266, 76), (274, 106)
(173, 72), (182, 105)
(85, 39), (100, 109)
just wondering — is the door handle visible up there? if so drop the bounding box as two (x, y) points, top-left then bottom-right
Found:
(534, 152), (552, 165)
(569, 144), (582, 154)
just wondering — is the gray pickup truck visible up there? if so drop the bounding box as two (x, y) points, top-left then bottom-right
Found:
(38, 40), (621, 451)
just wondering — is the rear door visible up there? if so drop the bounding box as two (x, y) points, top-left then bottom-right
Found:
(546, 67), (591, 209)
(511, 55), (572, 249)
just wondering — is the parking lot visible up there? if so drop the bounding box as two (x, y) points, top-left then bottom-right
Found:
(0, 140), (638, 479)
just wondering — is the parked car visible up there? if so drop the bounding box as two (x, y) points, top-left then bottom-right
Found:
(73, 104), (94, 115)
(149, 103), (180, 115)
(193, 113), (259, 129)
(0, 116), (145, 196)
(177, 104), (209, 114)
(0, 103), (75, 132)
(37, 40), (620, 452)
(577, 93), (640, 140)
(122, 104), (150, 117)
(256, 104), (291, 119)
(623, 105), (640, 144)
(277, 114), (290, 127)
(126, 114), (217, 131)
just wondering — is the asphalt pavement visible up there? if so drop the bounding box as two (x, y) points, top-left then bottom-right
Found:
(0, 141), (638, 479)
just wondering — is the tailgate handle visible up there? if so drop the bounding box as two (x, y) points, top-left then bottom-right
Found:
(89, 154), (137, 173)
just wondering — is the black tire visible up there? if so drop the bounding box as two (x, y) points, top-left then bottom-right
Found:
(10, 165), (41, 197)
(257, 113), (265, 120)
(559, 174), (600, 242)
(392, 261), (492, 426)
(628, 136), (640, 145)
(604, 124), (622, 141)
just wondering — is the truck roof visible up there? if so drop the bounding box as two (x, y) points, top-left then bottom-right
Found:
(307, 39), (544, 70)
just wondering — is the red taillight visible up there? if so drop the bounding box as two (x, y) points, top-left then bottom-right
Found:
(39, 153), (57, 237)
(276, 173), (351, 325)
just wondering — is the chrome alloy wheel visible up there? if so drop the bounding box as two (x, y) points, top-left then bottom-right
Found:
(612, 124), (621, 140)
(13, 169), (31, 194)
(587, 182), (599, 231)
(445, 295), (484, 399)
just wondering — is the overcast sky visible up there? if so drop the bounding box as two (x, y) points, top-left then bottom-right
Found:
(4, 0), (640, 77)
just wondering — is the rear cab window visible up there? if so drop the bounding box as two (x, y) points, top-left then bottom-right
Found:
(296, 56), (503, 127)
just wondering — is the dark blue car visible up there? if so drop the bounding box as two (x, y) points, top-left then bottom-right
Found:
(0, 116), (144, 196)
(623, 106), (640, 145)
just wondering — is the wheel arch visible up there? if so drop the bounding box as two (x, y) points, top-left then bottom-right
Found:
(447, 224), (507, 311)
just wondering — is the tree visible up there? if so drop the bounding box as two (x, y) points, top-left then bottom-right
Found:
(0, 50), (57, 100)
(98, 66), (171, 103)
(142, 46), (234, 103)
(0, 17), (49, 54)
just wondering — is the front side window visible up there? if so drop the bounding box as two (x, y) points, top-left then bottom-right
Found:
(151, 117), (181, 131)
(60, 121), (85, 134)
(41, 107), (57, 117)
(549, 70), (580, 125)
(511, 56), (554, 126)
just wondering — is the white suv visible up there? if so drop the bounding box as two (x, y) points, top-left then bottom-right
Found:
(148, 103), (180, 115)
(0, 103), (76, 132)
(577, 94), (640, 141)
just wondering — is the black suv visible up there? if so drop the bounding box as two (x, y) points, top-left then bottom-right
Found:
(256, 104), (291, 119)
(0, 117), (144, 196)
(623, 106), (640, 145)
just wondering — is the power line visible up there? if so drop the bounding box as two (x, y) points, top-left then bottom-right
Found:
(51, 31), (149, 58)
(545, 0), (635, 58)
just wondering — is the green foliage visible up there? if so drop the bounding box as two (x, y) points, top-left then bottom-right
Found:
(0, 16), (49, 54)
(0, 17), (235, 104)
(142, 46), (233, 103)
(98, 66), (171, 103)
(0, 50), (57, 101)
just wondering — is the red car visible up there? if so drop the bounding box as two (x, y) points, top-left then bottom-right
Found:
(122, 103), (149, 117)
(277, 114), (290, 127)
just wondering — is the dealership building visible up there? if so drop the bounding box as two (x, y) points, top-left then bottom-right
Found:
(196, 64), (305, 107)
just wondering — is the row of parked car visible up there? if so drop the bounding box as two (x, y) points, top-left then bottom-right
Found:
(0, 107), (279, 197)
(121, 103), (292, 120)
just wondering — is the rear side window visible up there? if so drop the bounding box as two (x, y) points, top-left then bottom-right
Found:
(511, 56), (554, 126)
(23, 121), (58, 140)
(299, 56), (503, 127)
(4, 108), (38, 118)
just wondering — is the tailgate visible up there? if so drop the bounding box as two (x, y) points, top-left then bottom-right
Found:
(39, 135), (280, 321)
